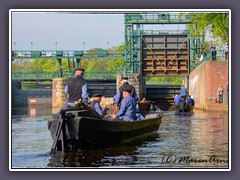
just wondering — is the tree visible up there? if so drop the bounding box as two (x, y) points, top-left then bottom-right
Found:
(186, 12), (229, 42)
(12, 60), (30, 71)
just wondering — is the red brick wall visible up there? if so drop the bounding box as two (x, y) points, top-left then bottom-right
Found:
(189, 61), (228, 112)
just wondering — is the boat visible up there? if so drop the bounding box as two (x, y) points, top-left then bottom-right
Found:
(48, 101), (163, 154)
(174, 102), (194, 115)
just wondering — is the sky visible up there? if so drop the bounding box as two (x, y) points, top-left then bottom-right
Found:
(11, 12), (125, 51)
(11, 10), (187, 51)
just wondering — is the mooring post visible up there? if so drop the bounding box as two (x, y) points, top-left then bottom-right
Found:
(76, 58), (81, 68)
(60, 113), (67, 153)
(57, 58), (63, 78)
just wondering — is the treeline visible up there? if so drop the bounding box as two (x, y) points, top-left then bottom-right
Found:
(185, 12), (229, 45)
(12, 45), (125, 73)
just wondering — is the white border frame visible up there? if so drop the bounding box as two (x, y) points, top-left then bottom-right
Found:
(9, 9), (231, 171)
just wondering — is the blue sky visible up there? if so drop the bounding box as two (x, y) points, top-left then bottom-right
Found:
(11, 11), (188, 51)
(11, 12), (125, 51)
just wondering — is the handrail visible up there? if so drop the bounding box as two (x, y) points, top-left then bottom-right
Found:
(12, 71), (118, 80)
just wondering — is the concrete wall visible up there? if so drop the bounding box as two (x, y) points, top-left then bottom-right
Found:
(189, 61), (228, 112)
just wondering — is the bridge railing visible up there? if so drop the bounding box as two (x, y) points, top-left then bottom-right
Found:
(12, 50), (125, 59)
(125, 13), (192, 22)
(190, 50), (226, 72)
(12, 71), (118, 80)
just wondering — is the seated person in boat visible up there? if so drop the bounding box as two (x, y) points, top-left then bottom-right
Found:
(89, 93), (108, 117)
(113, 76), (138, 110)
(111, 87), (137, 122)
(188, 95), (195, 106)
(174, 94), (185, 112)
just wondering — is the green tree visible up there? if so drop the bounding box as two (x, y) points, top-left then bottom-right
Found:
(106, 58), (125, 72)
(186, 12), (229, 42)
(12, 60), (30, 71)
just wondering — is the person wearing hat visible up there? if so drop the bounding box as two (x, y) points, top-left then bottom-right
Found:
(60, 67), (88, 147)
(113, 76), (138, 108)
(180, 85), (187, 102)
(112, 87), (137, 122)
(89, 93), (108, 117)
(187, 95), (195, 106)
(64, 67), (88, 105)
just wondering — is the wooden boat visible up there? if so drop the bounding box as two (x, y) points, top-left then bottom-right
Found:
(174, 102), (194, 115)
(48, 102), (163, 154)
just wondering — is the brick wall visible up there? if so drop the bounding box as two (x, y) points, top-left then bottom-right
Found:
(189, 61), (228, 112)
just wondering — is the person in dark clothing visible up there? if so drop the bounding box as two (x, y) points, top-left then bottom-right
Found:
(61, 67), (88, 148)
(113, 76), (138, 107)
(201, 49), (207, 58)
(64, 67), (88, 105)
(89, 93), (108, 117)
(224, 42), (228, 61)
(210, 41), (217, 61)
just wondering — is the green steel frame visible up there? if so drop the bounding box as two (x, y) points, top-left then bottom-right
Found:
(11, 49), (125, 78)
(124, 12), (205, 75)
(12, 71), (117, 80)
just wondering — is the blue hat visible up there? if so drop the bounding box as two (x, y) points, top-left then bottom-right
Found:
(75, 67), (85, 72)
(92, 93), (102, 97)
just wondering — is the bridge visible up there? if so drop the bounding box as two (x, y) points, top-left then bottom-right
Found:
(12, 71), (117, 81)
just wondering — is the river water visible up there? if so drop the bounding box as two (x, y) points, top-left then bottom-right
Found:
(11, 107), (229, 170)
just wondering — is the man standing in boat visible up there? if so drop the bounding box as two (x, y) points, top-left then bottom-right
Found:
(180, 85), (187, 101)
(63, 67), (88, 107)
(113, 76), (138, 109)
(112, 87), (137, 122)
(90, 93), (108, 117)
(61, 67), (88, 149)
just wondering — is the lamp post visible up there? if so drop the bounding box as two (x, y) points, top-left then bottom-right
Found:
(55, 42), (58, 51)
(83, 42), (85, 51)
(30, 42), (33, 51)
(13, 42), (16, 51)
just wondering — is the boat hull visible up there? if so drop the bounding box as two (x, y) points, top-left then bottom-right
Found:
(49, 110), (162, 149)
(174, 102), (194, 115)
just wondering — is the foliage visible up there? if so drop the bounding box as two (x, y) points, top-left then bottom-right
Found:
(12, 60), (30, 71)
(12, 44), (126, 73)
(146, 76), (183, 85)
(186, 12), (229, 42)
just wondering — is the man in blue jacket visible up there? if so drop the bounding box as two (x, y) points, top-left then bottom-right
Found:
(113, 76), (138, 106)
(188, 95), (195, 106)
(112, 87), (137, 122)
(180, 85), (188, 101)
(174, 94), (184, 112)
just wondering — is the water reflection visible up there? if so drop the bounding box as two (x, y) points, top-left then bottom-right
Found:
(11, 108), (229, 169)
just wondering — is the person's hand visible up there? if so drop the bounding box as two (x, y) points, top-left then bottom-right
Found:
(112, 114), (116, 118)
(104, 102), (109, 108)
(116, 105), (120, 111)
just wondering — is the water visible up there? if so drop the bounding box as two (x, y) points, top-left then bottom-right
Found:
(11, 107), (229, 169)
